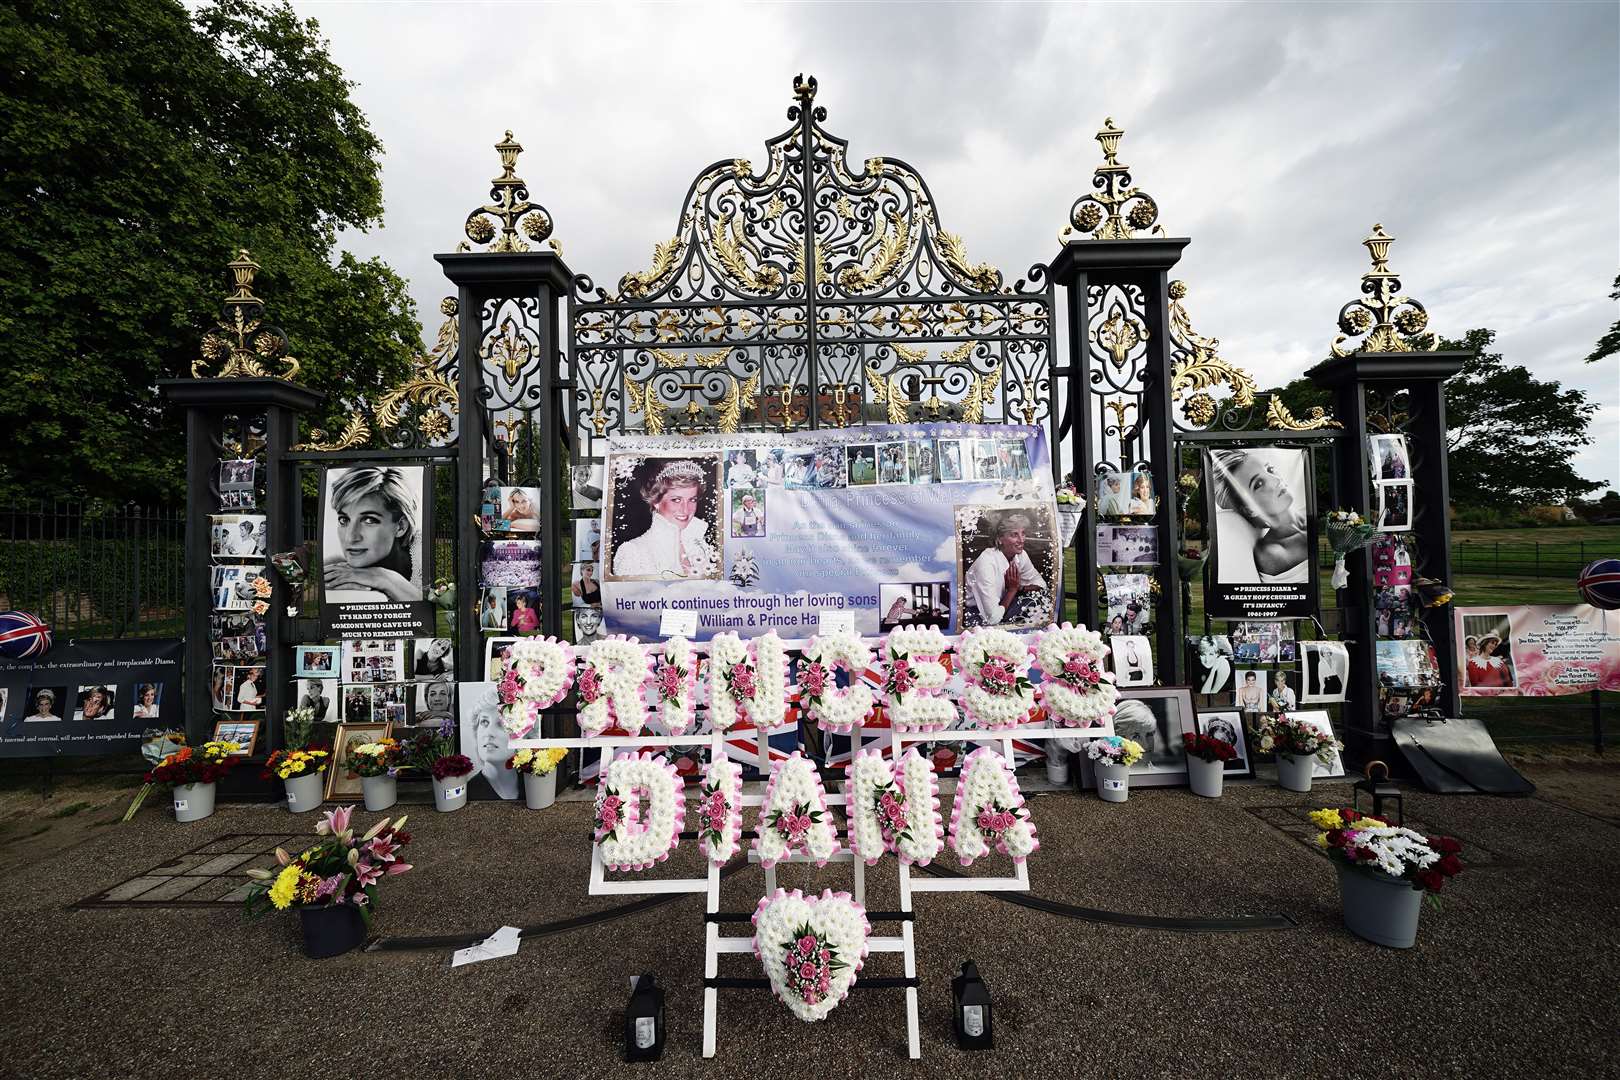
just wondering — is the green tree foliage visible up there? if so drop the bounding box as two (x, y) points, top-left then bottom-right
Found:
(1587, 273), (1619, 365)
(0, 0), (420, 504)
(1441, 329), (1602, 508)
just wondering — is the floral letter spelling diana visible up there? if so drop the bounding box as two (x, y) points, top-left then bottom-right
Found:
(593, 753), (684, 872)
(949, 747), (1039, 866)
(754, 753), (838, 870)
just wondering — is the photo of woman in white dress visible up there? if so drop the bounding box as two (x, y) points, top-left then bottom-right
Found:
(321, 465), (426, 603)
(1206, 448), (1311, 585)
(608, 456), (721, 580)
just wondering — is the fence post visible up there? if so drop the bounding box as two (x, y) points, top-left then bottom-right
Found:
(1495, 541), (1499, 576)
(130, 506), (142, 635)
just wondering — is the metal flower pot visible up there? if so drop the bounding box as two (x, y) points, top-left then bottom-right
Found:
(1096, 762), (1130, 803)
(299, 903), (367, 959)
(1336, 861), (1424, 948)
(1276, 753), (1315, 793)
(433, 771), (472, 812)
(1187, 755), (1224, 798)
(284, 771), (325, 813)
(172, 782), (216, 823)
(523, 769), (558, 810)
(361, 774), (398, 812)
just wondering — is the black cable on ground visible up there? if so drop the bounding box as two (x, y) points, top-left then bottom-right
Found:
(913, 862), (1296, 932)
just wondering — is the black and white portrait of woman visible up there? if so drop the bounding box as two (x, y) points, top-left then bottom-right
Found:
(606, 455), (722, 581)
(1206, 448), (1311, 585)
(1301, 641), (1349, 702)
(1196, 710), (1251, 776)
(459, 683), (519, 800)
(1111, 634), (1154, 687)
(1191, 634), (1235, 695)
(320, 465), (427, 603)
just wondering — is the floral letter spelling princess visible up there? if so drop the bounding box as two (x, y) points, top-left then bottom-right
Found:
(882, 626), (958, 732)
(594, 753), (684, 872)
(497, 636), (576, 738)
(798, 629), (876, 734)
(576, 636), (653, 738)
(706, 631), (788, 731)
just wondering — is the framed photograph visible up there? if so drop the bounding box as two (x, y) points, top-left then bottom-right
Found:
(1289, 710), (1346, 778)
(571, 461), (605, 511)
(1096, 525), (1158, 567)
(24, 684), (68, 723)
(319, 464), (428, 604)
(876, 441), (910, 484)
(325, 721), (391, 801)
(1111, 687), (1197, 787)
(724, 448), (762, 489)
(484, 636), (520, 678)
(294, 645), (339, 678)
(1369, 434), (1410, 481)
(603, 452), (723, 580)
(1203, 447), (1316, 620)
(878, 581), (951, 631)
(1095, 469), (1156, 518)
(1376, 480), (1413, 532)
(212, 719), (259, 756)
(295, 677), (338, 724)
(459, 682), (520, 800)
(1459, 611), (1516, 689)
(1111, 634), (1154, 688)
(846, 444), (879, 486)
(1189, 634), (1234, 696)
(935, 439), (965, 482)
(1194, 710), (1252, 778)
(1300, 641), (1349, 703)
(1102, 573), (1151, 635)
(571, 607), (604, 645)
(957, 503), (1058, 631)
(730, 488), (766, 538)
(73, 684), (117, 722)
(210, 514), (267, 559)
(573, 518), (602, 564)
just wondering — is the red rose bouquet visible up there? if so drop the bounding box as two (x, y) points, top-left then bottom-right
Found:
(1182, 732), (1238, 764)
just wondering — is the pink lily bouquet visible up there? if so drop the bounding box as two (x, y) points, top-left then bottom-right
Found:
(243, 805), (413, 923)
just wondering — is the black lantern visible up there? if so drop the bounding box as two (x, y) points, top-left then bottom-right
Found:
(951, 960), (993, 1050)
(624, 972), (665, 1062)
(1354, 761), (1403, 825)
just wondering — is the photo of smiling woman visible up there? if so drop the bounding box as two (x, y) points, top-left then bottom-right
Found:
(606, 455), (722, 581)
(319, 464), (433, 635)
(958, 505), (1058, 631)
(459, 683), (520, 800)
(1203, 447), (1317, 619)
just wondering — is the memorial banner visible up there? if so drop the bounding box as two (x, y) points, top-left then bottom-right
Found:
(1203, 447), (1319, 620)
(600, 424), (1059, 641)
(318, 464), (435, 638)
(0, 638), (184, 757)
(1454, 604), (1620, 696)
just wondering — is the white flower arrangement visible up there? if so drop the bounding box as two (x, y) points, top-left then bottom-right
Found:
(653, 636), (698, 735)
(843, 750), (897, 865)
(881, 626), (959, 732)
(753, 752), (838, 870)
(1032, 622), (1118, 731)
(575, 635), (653, 738)
(496, 635), (575, 738)
(706, 631), (789, 731)
(948, 746), (1039, 867)
(696, 755), (744, 865)
(957, 627), (1038, 730)
(595, 753), (685, 872)
(751, 888), (871, 1023)
(894, 747), (944, 866)
(798, 631), (876, 734)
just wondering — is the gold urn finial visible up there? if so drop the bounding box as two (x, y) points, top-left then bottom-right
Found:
(1330, 223), (1439, 357)
(456, 129), (558, 254)
(190, 250), (300, 380)
(1063, 117), (1163, 242)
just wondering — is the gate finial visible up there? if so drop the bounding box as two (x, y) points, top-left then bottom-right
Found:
(1062, 118), (1164, 242)
(1329, 224), (1439, 357)
(190, 249), (300, 380)
(456, 130), (560, 255)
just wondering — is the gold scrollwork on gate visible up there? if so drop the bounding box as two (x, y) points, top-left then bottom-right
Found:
(191, 250), (301, 381)
(373, 297), (460, 442)
(1167, 280), (1257, 427)
(1265, 397), (1342, 431)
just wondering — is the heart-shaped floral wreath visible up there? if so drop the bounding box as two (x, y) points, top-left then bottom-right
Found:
(752, 888), (871, 1022)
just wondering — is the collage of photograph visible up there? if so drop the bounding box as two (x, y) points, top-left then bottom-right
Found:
(288, 637), (455, 728)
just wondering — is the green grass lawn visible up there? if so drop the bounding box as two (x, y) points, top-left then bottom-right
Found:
(1449, 524), (1620, 545)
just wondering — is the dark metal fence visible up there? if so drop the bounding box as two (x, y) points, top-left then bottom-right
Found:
(0, 502), (186, 639)
(1313, 537), (1610, 579)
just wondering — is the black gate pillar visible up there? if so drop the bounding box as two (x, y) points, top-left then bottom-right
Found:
(159, 251), (322, 749)
(435, 131), (575, 685)
(1307, 225), (1468, 767)
(1048, 119), (1190, 682)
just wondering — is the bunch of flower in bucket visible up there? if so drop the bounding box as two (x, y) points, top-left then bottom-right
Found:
(146, 739), (241, 822)
(507, 747), (567, 809)
(1310, 807), (1464, 948)
(1258, 715), (1343, 793)
(265, 705), (331, 811)
(1055, 483), (1085, 546)
(349, 738), (403, 811)
(1084, 736), (1144, 803)
(244, 805), (413, 958)
(1181, 731), (1236, 798)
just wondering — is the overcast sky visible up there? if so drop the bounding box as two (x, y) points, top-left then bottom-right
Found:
(295, 0), (1618, 490)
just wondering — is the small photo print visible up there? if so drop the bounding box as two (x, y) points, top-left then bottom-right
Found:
(1264, 668), (1302, 713)
(571, 561), (601, 608)
(294, 645), (339, 678)
(1376, 480), (1413, 532)
(484, 636), (520, 679)
(1231, 621), (1294, 663)
(996, 439), (1033, 481)
(1375, 586), (1414, 638)
(220, 489), (257, 510)
(413, 637), (455, 681)
(730, 488), (766, 537)
(296, 678), (338, 723)
(1096, 469), (1156, 517)
(211, 565), (264, 611)
(1369, 434), (1410, 481)
(24, 684), (68, 722)
(724, 449), (762, 489)
(1103, 573), (1151, 635)
(1370, 534), (1413, 587)
(908, 441), (937, 484)
(220, 458), (256, 490)
(1195, 710), (1251, 776)
(230, 667), (266, 712)
(935, 439), (966, 482)
(846, 445), (878, 486)
(1096, 524), (1158, 567)
(1111, 634), (1154, 688)
(572, 606), (605, 646)
(785, 446), (846, 490)
(1460, 612), (1515, 689)
(878, 581), (952, 631)
(480, 539), (541, 588)
(210, 514), (267, 559)
(971, 438), (1001, 481)
(478, 586), (509, 630)
(573, 518), (602, 564)
(210, 666), (236, 710)
(1301, 641), (1349, 703)
(1232, 669), (1267, 714)
(487, 486), (541, 533)
(506, 586), (541, 631)
(760, 448), (788, 487)
(131, 682), (162, 719)
(1189, 635), (1235, 696)
(340, 684), (375, 723)
(571, 461), (605, 511)
(414, 680), (456, 727)
(876, 442), (910, 484)
(342, 639), (405, 684)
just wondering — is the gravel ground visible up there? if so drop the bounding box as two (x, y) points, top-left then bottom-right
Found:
(1, 762), (1616, 1080)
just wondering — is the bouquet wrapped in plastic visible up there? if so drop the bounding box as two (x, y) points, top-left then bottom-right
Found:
(1324, 510), (1376, 590)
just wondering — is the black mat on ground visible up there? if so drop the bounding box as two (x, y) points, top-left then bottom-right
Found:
(1391, 716), (1536, 795)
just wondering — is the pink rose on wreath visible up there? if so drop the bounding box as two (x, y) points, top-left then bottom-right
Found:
(1062, 653), (1099, 687)
(729, 662), (757, 699)
(979, 659), (1016, 694)
(654, 662), (683, 701)
(885, 657), (916, 697)
(798, 934), (817, 953)
(577, 666), (602, 704)
(800, 661), (828, 700)
(497, 668), (521, 705)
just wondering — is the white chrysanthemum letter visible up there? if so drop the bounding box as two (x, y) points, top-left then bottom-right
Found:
(706, 631), (789, 731)
(881, 626), (958, 732)
(496, 636), (575, 738)
(594, 753), (684, 872)
(798, 631), (876, 734)
(576, 636), (652, 738)
(948, 747), (1039, 866)
(653, 636), (698, 735)
(754, 752), (838, 870)
(1032, 623), (1118, 731)
(958, 627), (1038, 729)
